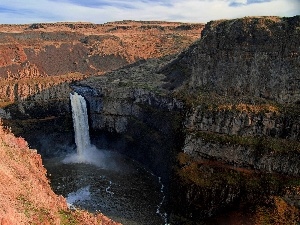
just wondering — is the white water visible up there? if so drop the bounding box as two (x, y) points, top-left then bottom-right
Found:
(67, 185), (91, 209)
(63, 92), (107, 166)
(70, 92), (91, 157)
(105, 180), (114, 196)
(156, 176), (169, 225)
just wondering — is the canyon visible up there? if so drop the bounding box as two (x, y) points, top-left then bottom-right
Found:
(0, 16), (300, 225)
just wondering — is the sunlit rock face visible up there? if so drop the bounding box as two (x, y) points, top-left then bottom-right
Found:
(175, 16), (300, 103)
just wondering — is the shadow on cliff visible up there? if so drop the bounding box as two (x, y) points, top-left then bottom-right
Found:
(1, 81), (77, 158)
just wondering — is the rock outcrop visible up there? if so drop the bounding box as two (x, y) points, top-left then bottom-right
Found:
(166, 16), (300, 103)
(168, 16), (300, 176)
(167, 16), (300, 222)
(0, 21), (205, 225)
(1, 16), (299, 224)
(0, 73), (85, 119)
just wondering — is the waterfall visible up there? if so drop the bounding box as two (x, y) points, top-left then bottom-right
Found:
(70, 92), (91, 158)
(64, 92), (107, 167)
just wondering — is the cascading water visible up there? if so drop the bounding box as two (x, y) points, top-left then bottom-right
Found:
(63, 92), (104, 165)
(70, 92), (91, 158)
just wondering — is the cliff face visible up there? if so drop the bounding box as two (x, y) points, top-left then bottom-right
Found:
(73, 56), (184, 180)
(183, 104), (300, 176)
(171, 16), (300, 176)
(166, 16), (300, 104)
(73, 16), (300, 223)
(0, 21), (203, 119)
(0, 73), (85, 119)
(0, 21), (205, 224)
(168, 16), (300, 222)
(1, 16), (299, 224)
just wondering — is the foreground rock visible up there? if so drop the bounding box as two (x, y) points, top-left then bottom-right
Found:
(0, 120), (121, 225)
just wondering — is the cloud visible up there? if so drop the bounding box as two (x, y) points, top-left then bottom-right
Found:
(48, 0), (137, 9)
(0, 0), (299, 24)
(229, 0), (272, 7)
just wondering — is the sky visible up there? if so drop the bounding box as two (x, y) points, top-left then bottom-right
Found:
(0, 0), (299, 24)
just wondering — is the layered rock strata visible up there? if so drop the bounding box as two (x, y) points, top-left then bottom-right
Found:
(166, 16), (300, 104)
(168, 16), (300, 222)
(168, 16), (300, 174)
(0, 16), (299, 224)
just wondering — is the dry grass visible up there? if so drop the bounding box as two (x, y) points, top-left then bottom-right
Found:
(217, 103), (279, 114)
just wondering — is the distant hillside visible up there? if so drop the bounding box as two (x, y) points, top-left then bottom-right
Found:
(0, 21), (204, 80)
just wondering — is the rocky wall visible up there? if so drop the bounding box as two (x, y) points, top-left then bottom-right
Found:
(72, 83), (184, 182)
(164, 16), (300, 104)
(162, 16), (300, 222)
(1, 16), (299, 223)
(186, 105), (300, 140)
(0, 73), (86, 119)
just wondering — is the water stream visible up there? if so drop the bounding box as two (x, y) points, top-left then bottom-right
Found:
(44, 92), (168, 225)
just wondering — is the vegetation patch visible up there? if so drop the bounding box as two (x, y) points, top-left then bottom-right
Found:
(254, 196), (300, 225)
(191, 130), (300, 154)
(17, 195), (53, 225)
(59, 210), (79, 225)
(174, 88), (300, 116)
(175, 152), (300, 223)
(177, 156), (242, 188)
(0, 101), (14, 108)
